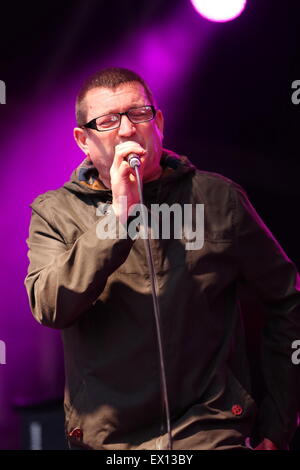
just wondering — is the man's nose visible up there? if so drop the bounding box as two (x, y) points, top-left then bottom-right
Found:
(118, 114), (136, 137)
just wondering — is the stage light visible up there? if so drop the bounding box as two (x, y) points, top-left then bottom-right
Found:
(190, 0), (247, 23)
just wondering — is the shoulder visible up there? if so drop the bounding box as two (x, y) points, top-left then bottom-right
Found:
(30, 187), (70, 212)
(191, 169), (247, 203)
(29, 187), (73, 226)
(189, 170), (251, 241)
(193, 168), (242, 189)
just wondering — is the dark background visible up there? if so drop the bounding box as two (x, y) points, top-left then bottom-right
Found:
(1, 0), (299, 258)
(0, 0), (299, 450)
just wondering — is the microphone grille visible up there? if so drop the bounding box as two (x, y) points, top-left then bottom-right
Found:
(128, 154), (141, 168)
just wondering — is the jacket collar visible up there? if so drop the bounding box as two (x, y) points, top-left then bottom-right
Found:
(63, 149), (195, 198)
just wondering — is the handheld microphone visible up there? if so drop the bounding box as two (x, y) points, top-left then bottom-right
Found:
(127, 153), (141, 168)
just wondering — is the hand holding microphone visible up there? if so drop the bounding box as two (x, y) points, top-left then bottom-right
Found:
(110, 141), (146, 224)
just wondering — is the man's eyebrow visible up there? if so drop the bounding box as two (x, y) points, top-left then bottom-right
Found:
(96, 102), (147, 116)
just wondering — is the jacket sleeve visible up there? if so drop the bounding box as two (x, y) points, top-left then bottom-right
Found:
(232, 183), (300, 449)
(24, 200), (134, 329)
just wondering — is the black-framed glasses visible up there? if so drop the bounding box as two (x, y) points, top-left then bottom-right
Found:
(83, 105), (156, 132)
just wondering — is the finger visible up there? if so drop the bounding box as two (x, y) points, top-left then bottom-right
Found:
(113, 142), (146, 166)
(115, 140), (145, 153)
(110, 160), (131, 182)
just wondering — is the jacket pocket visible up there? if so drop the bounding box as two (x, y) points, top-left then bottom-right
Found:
(65, 380), (86, 432)
(226, 366), (258, 417)
(202, 366), (258, 431)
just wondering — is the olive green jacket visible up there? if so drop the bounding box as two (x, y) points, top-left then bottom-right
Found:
(25, 150), (300, 450)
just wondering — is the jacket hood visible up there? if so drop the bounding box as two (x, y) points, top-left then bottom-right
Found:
(63, 149), (196, 199)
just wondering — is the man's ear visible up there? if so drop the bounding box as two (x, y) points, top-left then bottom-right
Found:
(155, 109), (164, 137)
(74, 127), (90, 156)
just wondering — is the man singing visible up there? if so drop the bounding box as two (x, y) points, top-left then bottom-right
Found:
(25, 67), (300, 450)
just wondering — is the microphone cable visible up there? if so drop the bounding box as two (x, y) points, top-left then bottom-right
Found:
(129, 155), (173, 450)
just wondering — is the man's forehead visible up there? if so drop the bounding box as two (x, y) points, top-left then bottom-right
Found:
(84, 82), (148, 117)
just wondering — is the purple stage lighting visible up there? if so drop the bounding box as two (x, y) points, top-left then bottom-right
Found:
(191, 0), (246, 23)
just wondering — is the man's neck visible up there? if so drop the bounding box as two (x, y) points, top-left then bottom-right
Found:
(100, 165), (164, 190)
(143, 165), (163, 184)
